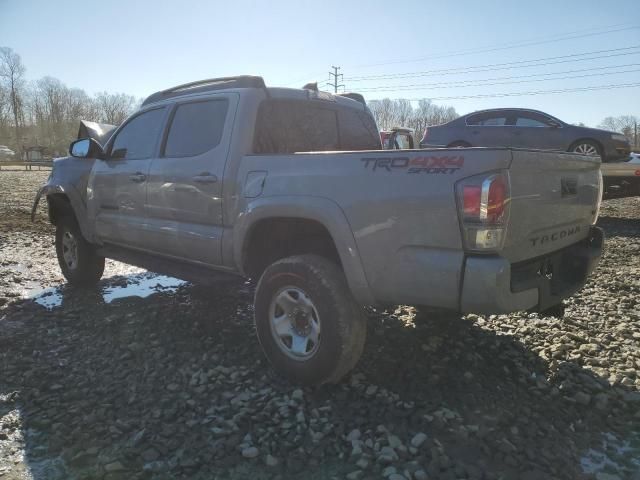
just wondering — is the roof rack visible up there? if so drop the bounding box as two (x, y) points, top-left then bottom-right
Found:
(142, 75), (267, 106)
(337, 92), (366, 106)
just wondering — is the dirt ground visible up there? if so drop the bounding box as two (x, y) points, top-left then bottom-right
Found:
(0, 169), (639, 480)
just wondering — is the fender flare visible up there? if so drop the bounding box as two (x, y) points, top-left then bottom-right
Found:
(32, 183), (92, 241)
(233, 195), (375, 305)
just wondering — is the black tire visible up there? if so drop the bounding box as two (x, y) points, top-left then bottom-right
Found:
(55, 216), (105, 286)
(447, 141), (471, 148)
(254, 254), (366, 386)
(569, 139), (602, 159)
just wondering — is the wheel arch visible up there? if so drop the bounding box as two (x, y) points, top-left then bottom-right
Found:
(234, 196), (375, 305)
(36, 184), (93, 241)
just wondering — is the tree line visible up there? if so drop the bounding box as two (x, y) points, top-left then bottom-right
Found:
(1, 45), (638, 158)
(0, 47), (138, 157)
(367, 98), (459, 140)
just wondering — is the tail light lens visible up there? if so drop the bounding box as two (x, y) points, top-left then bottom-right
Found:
(593, 169), (603, 224)
(456, 171), (510, 251)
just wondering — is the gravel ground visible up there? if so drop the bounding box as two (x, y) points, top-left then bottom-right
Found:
(0, 170), (639, 480)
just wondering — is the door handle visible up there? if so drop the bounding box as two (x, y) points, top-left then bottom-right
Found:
(129, 172), (146, 183)
(192, 173), (218, 184)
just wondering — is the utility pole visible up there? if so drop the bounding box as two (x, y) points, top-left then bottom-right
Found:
(327, 66), (344, 93)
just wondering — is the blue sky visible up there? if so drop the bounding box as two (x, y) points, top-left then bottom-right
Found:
(1, 0), (639, 126)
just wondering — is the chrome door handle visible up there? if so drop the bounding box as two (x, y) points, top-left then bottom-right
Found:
(193, 173), (218, 184)
(129, 173), (146, 183)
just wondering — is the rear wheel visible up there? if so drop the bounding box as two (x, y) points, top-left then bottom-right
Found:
(570, 140), (601, 158)
(254, 254), (366, 385)
(55, 216), (105, 286)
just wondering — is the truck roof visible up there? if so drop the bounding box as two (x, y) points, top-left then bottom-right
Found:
(141, 75), (366, 109)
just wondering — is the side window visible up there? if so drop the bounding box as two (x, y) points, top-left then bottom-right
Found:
(164, 99), (229, 157)
(253, 100), (339, 154)
(110, 108), (165, 160)
(467, 114), (507, 126)
(338, 109), (381, 150)
(515, 116), (547, 127)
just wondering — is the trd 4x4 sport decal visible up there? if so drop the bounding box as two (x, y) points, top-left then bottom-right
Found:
(361, 156), (464, 174)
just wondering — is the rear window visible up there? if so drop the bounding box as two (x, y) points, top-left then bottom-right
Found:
(467, 114), (507, 126)
(253, 100), (338, 154)
(253, 100), (380, 154)
(164, 99), (229, 157)
(338, 109), (381, 150)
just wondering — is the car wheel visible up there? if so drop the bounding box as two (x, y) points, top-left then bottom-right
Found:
(254, 254), (367, 385)
(448, 141), (471, 148)
(570, 140), (601, 158)
(55, 216), (105, 286)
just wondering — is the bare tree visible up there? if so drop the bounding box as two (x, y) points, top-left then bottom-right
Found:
(0, 47), (26, 154)
(368, 97), (459, 143)
(599, 115), (639, 148)
(395, 99), (412, 128)
(94, 92), (136, 125)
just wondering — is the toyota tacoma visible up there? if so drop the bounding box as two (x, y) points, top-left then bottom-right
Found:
(32, 76), (604, 385)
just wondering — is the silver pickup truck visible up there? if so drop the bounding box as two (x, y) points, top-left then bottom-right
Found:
(32, 76), (604, 385)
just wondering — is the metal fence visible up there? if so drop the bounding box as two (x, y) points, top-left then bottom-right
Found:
(0, 161), (53, 171)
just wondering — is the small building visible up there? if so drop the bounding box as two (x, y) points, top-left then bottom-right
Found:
(22, 146), (50, 162)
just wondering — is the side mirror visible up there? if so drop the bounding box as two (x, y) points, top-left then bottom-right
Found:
(69, 138), (104, 159)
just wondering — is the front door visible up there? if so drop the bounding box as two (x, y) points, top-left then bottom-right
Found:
(507, 112), (566, 151)
(87, 107), (167, 249)
(144, 95), (236, 265)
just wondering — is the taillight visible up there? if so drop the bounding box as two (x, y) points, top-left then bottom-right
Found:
(456, 171), (510, 252)
(593, 169), (603, 224)
(463, 185), (481, 218)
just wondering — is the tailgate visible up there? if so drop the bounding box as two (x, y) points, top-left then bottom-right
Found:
(503, 150), (601, 263)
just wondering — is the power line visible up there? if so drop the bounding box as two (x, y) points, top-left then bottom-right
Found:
(369, 82), (640, 102)
(356, 66), (640, 92)
(352, 23), (640, 69)
(354, 63), (640, 91)
(326, 66), (344, 93)
(346, 45), (640, 81)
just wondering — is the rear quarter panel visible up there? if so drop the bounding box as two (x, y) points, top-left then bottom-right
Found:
(236, 148), (513, 308)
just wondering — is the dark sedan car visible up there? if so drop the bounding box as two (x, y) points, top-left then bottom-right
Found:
(420, 108), (631, 162)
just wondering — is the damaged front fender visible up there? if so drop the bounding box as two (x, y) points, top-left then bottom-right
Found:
(31, 184), (65, 222)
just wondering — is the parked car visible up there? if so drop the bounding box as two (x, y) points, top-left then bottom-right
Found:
(0, 145), (16, 160)
(380, 127), (414, 149)
(420, 108), (631, 162)
(32, 76), (603, 385)
(601, 152), (640, 199)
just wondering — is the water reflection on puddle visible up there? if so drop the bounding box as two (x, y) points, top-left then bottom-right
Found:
(29, 273), (186, 309)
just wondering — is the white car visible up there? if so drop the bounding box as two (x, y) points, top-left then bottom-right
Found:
(600, 152), (640, 199)
(0, 145), (16, 160)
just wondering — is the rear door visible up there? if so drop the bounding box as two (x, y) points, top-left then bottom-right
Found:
(144, 94), (237, 265)
(465, 111), (512, 147)
(88, 107), (167, 248)
(508, 111), (566, 151)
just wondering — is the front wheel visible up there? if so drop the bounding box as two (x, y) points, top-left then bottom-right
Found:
(55, 216), (105, 286)
(254, 255), (366, 385)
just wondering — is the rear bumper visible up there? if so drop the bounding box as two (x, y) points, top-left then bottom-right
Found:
(460, 226), (604, 314)
(602, 141), (631, 162)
